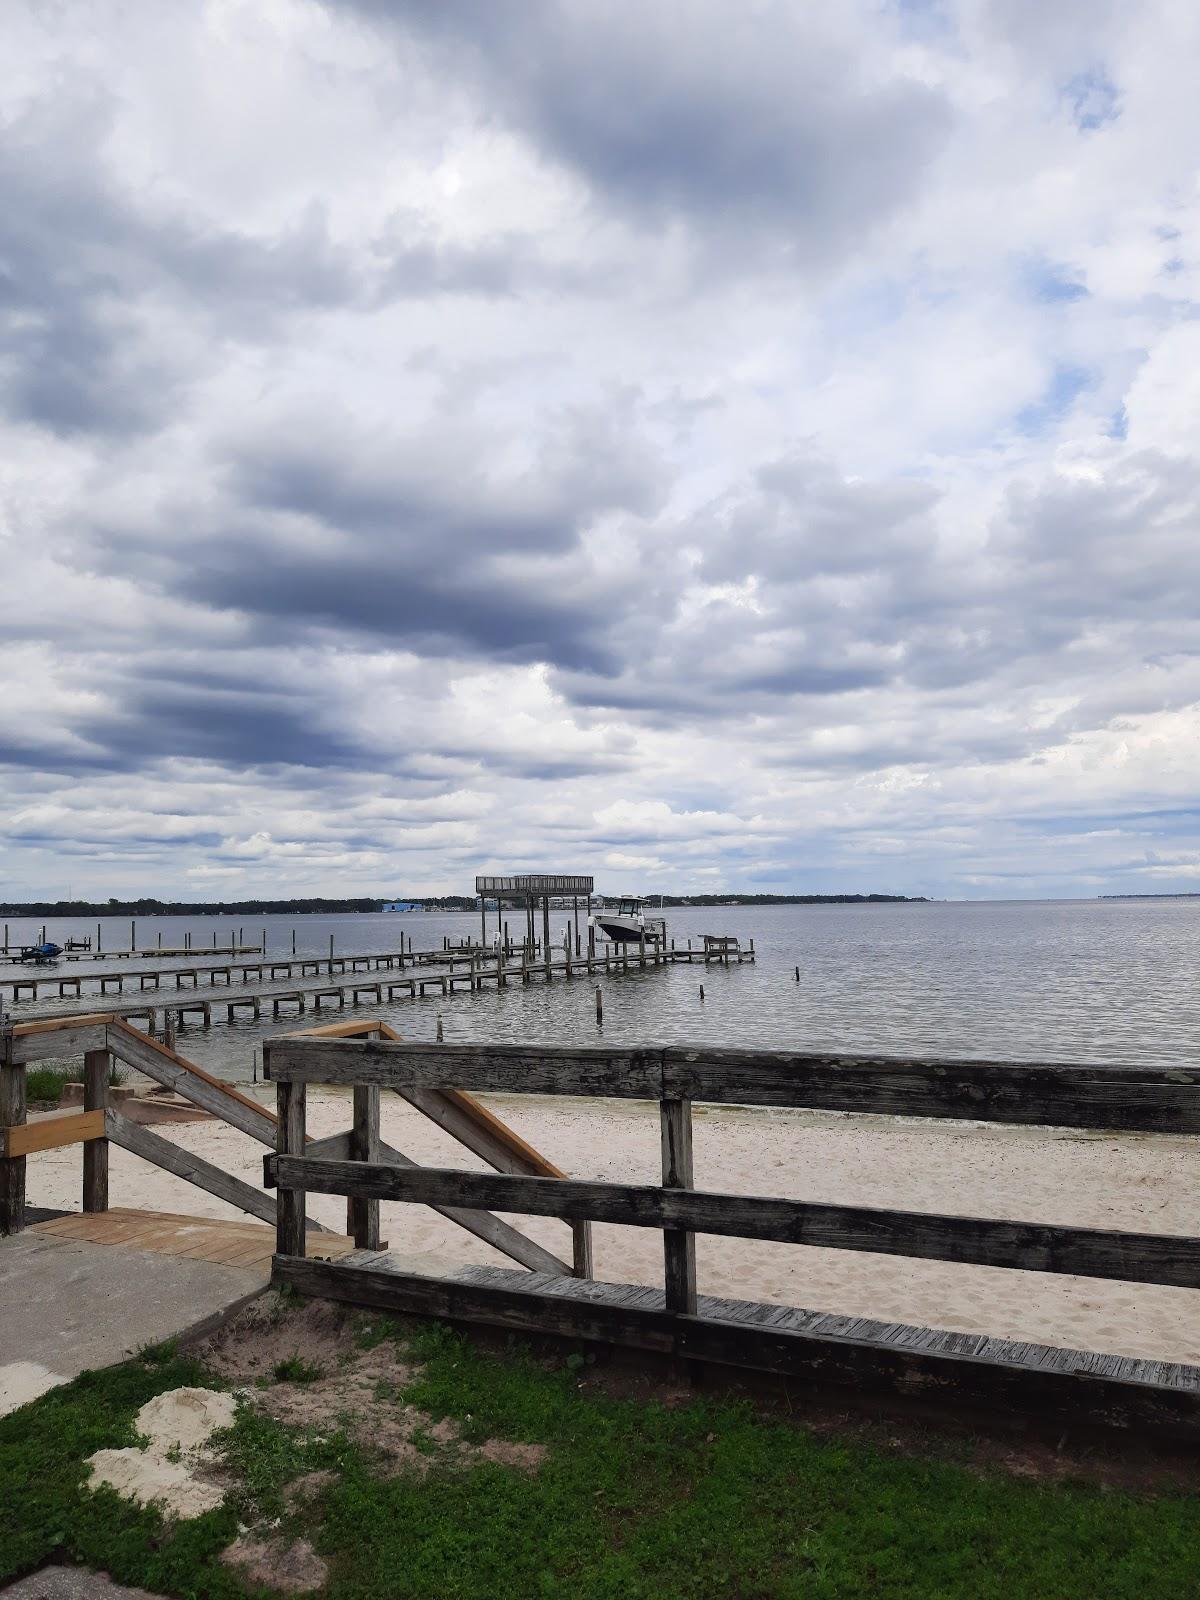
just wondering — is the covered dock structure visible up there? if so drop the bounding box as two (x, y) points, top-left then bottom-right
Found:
(475, 874), (594, 962)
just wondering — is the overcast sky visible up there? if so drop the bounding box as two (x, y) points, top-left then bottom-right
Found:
(2, 0), (1198, 902)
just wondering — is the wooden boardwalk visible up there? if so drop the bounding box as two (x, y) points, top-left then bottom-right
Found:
(31, 1207), (355, 1269)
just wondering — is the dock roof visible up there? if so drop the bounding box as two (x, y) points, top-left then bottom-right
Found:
(475, 874), (593, 897)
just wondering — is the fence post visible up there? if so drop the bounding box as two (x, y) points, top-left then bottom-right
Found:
(348, 1084), (381, 1250)
(83, 1046), (111, 1213)
(660, 1097), (696, 1314)
(571, 1220), (594, 1281)
(0, 1005), (25, 1235)
(276, 1076), (307, 1258)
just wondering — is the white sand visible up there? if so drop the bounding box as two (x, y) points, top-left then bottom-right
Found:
(25, 1089), (1200, 1365)
(87, 1387), (236, 1517)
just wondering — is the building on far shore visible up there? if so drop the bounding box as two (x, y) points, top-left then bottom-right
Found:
(381, 900), (421, 912)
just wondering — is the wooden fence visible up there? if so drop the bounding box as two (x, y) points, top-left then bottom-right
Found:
(262, 1037), (1200, 1436)
(0, 1017), (591, 1280)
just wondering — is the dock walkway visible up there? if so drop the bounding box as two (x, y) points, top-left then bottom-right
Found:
(7, 940), (754, 1036)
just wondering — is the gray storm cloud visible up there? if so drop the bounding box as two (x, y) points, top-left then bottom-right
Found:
(1, 0), (1198, 899)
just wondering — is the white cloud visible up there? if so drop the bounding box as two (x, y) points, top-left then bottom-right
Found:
(0, 0), (1198, 901)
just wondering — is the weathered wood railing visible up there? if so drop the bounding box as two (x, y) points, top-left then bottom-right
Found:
(1, 1016), (590, 1280)
(261, 1037), (1200, 1435)
(0, 1012), (328, 1234)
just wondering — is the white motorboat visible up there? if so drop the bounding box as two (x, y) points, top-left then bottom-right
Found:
(589, 896), (648, 944)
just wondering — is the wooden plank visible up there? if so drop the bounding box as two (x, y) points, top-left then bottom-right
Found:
(305, 1130), (352, 1161)
(263, 1038), (664, 1098)
(289, 1021), (572, 1180)
(262, 1038), (1200, 1132)
(348, 1084), (381, 1250)
(12, 1020), (112, 1065)
(262, 1138), (570, 1275)
(395, 1084), (570, 1177)
(267, 1158), (1200, 1290)
(83, 1048), (110, 1213)
(105, 1110), (283, 1228)
(660, 1098), (696, 1314)
(271, 1256), (1200, 1438)
(107, 1023), (277, 1145)
(12, 1011), (117, 1036)
(2, 1109), (105, 1158)
(661, 1048), (1200, 1133)
(277, 1079), (306, 1257)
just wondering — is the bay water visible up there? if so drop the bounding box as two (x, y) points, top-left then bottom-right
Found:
(6, 898), (1199, 1084)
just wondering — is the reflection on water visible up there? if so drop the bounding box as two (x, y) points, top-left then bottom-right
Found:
(6, 899), (1200, 1082)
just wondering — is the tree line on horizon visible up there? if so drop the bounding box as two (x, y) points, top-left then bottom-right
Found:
(0, 892), (925, 917)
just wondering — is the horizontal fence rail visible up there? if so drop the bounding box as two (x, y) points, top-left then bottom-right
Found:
(263, 1038), (1200, 1133)
(264, 1157), (1200, 1290)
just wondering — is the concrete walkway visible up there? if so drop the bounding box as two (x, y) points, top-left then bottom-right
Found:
(0, 1568), (167, 1600)
(0, 1229), (267, 1415)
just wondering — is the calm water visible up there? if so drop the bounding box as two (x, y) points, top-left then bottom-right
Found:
(6, 900), (1200, 1083)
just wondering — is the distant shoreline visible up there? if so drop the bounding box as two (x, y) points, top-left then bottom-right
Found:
(0, 892), (927, 917)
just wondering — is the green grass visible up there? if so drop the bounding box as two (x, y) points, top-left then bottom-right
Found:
(2, 1317), (1199, 1599)
(26, 1062), (126, 1105)
(271, 1356), (323, 1385)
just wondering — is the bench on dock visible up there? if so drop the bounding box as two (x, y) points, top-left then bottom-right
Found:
(262, 1036), (1200, 1440)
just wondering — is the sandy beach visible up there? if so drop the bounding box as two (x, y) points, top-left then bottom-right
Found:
(24, 1090), (1200, 1366)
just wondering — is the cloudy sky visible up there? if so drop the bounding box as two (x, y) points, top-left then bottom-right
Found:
(2, 0), (1199, 902)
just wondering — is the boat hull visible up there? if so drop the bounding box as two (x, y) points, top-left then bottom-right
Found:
(592, 914), (646, 944)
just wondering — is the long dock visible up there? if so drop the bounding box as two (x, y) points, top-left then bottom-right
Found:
(16, 939), (754, 1037)
(0, 937), (753, 1004)
(1, 941), (553, 1001)
(0, 943), (263, 967)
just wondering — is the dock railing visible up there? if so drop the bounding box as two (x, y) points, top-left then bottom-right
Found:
(262, 1037), (1200, 1435)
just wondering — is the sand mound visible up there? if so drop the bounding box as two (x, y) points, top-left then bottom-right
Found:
(87, 1387), (237, 1518)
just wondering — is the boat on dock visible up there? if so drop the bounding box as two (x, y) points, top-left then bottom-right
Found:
(589, 896), (665, 945)
(19, 942), (62, 965)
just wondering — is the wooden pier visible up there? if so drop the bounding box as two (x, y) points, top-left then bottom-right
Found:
(9, 937), (754, 1037)
(0, 933), (746, 1000)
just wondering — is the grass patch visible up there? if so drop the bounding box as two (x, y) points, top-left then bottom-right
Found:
(26, 1062), (126, 1106)
(272, 1356), (323, 1385)
(3, 1314), (1200, 1598)
(213, 1405), (352, 1522)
